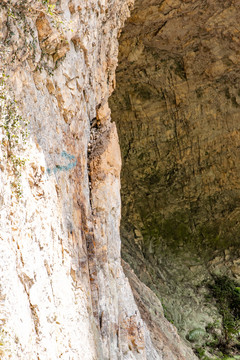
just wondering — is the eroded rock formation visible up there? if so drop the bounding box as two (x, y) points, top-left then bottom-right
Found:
(0, 0), (198, 359)
(110, 0), (240, 358)
(0, 0), (147, 358)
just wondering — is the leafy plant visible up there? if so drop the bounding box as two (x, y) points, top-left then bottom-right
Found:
(40, 0), (71, 31)
(187, 328), (206, 342)
(208, 276), (240, 351)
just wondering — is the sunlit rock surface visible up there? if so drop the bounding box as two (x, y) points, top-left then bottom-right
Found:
(0, 0), (154, 358)
(0, 0), (200, 359)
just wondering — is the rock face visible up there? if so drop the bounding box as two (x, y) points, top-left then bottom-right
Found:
(0, 0), (147, 358)
(123, 261), (198, 360)
(0, 0), (199, 359)
(110, 0), (240, 357)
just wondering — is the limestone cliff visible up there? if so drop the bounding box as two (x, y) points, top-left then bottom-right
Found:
(0, 0), (198, 359)
(110, 0), (240, 358)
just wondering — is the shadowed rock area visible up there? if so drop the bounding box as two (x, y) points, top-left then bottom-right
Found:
(110, 0), (240, 358)
(1, 0), (240, 358)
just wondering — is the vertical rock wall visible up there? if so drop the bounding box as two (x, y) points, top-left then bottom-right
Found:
(0, 0), (200, 359)
(0, 1), (154, 358)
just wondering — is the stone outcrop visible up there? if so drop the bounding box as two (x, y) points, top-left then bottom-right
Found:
(0, 0), (199, 359)
(0, 0), (147, 358)
(110, 0), (240, 358)
(123, 261), (197, 360)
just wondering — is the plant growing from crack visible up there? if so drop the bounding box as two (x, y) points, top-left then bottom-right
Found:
(0, 74), (29, 198)
(201, 275), (240, 358)
(1, 0), (70, 75)
(1, 1), (39, 67)
(41, 0), (73, 32)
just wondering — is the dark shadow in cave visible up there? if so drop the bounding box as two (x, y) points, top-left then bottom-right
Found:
(109, 0), (240, 358)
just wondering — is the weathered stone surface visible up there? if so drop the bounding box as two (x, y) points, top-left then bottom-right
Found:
(2, 0), (235, 358)
(0, 0), (159, 359)
(110, 0), (240, 357)
(123, 261), (197, 360)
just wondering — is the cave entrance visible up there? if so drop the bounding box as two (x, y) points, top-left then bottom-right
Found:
(109, 1), (240, 358)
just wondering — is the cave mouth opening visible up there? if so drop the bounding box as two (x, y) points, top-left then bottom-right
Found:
(109, 1), (240, 358)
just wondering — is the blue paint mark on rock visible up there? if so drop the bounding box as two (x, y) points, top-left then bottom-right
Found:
(47, 151), (77, 175)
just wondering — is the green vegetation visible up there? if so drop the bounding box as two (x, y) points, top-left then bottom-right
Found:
(187, 328), (206, 342)
(1, 0), (70, 75)
(42, 0), (57, 15)
(193, 276), (240, 359)
(41, 0), (70, 30)
(1, 1), (38, 65)
(208, 276), (240, 350)
(0, 74), (29, 197)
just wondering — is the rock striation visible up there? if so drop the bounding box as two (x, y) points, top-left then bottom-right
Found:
(0, 0), (147, 358)
(110, 0), (240, 358)
(0, 0), (198, 359)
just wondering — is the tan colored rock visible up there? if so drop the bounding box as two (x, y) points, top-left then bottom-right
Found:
(0, 0), (155, 359)
(231, 265), (240, 278)
(36, 13), (70, 61)
(123, 261), (197, 360)
(0, 0), (217, 359)
(110, 0), (240, 355)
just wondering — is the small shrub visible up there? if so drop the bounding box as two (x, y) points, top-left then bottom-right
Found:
(208, 275), (240, 351)
(187, 328), (206, 342)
